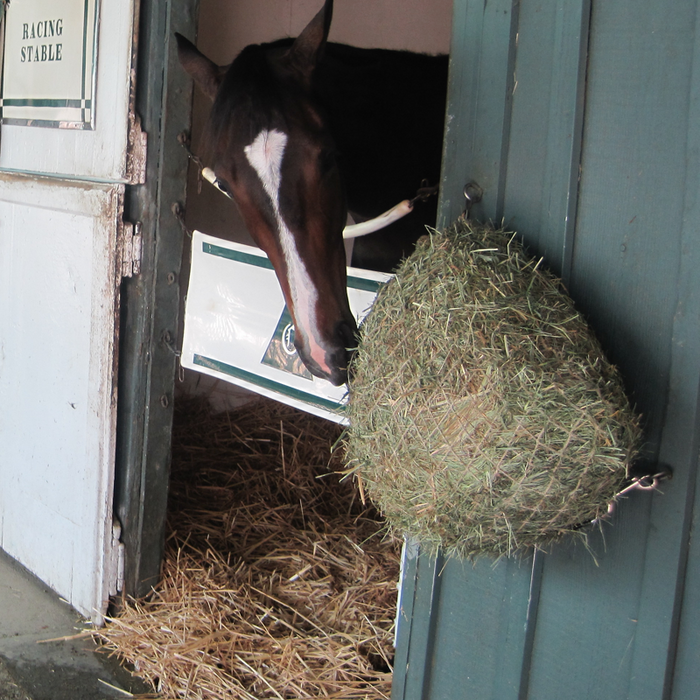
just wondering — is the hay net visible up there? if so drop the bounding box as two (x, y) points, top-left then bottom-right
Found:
(345, 219), (641, 558)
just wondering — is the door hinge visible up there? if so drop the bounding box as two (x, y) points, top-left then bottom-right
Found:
(119, 220), (143, 278)
(109, 518), (126, 596)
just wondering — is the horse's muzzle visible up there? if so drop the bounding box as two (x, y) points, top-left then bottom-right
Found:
(297, 317), (358, 386)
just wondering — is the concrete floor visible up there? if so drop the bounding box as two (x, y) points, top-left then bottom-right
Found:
(0, 549), (151, 699)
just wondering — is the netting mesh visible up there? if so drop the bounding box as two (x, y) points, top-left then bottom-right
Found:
(345, 220), (641, 557)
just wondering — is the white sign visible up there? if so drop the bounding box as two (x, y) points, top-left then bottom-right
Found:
(0, 0), (98, 128)
(182, 232), (392, 423)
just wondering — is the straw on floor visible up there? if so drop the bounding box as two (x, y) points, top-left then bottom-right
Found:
(95, 397), (400, 700)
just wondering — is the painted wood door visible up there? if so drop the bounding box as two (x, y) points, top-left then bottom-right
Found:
(393, 1), (700, 698)
(0, 0), (138, 622)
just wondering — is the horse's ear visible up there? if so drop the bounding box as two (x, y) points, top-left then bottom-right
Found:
(285, 0), (333, 83)
(175, 33), (223, 102)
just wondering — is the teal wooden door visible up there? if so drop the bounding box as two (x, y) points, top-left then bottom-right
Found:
(393, 1), (700, 698)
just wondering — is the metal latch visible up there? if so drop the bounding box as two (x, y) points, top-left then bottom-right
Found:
(463, 181), (484, 219)
(119, 220), (143, 278)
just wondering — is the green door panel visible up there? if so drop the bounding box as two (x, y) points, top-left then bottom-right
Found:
(395, 1), (700, 698)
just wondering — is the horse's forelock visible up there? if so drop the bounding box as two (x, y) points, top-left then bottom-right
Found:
(204, 40), (325, 163)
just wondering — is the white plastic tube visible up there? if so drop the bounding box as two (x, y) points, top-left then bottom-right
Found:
(202, 167), (413, 239)
(342, 200), (414, 239)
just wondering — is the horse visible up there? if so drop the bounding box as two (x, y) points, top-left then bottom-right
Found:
(176, 0), (448, 385)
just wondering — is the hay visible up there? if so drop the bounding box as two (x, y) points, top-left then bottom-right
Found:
(96, 398), (400, 699)
(345, 220), (642, 558)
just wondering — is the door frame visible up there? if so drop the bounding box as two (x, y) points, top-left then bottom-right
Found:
(114, 0), (198, 598)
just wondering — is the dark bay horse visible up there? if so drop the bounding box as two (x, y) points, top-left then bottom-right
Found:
(177, 0), (448, 385)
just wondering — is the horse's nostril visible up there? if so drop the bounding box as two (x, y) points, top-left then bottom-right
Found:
(337, 319), (358, 350)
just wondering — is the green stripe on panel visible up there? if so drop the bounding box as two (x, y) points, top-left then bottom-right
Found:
(193, 354), (346, 414)
(0, 98), (86, 108)
(202, 241), (385, 292)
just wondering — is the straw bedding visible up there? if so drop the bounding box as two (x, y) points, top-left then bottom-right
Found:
(345, 220), (642, 558)
(96, 397), (400, 699)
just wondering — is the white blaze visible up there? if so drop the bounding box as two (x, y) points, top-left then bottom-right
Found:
(244, 129), (326, 370)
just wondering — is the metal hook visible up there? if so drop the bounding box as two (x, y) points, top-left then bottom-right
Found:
(409, 179), (440, 207)
(463, 181), (484, 219)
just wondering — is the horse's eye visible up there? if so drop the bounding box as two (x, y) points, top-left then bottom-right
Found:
(319, 149), (337, 175)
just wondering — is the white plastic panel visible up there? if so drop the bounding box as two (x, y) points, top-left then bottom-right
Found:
(0, 173), (121, 621)
(0, 0), (135, 181)
(182, 231), (391, 423)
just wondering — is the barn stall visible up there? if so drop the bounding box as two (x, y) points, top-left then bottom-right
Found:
(104, 0), (454, 697)
(115, 0), (700, 696)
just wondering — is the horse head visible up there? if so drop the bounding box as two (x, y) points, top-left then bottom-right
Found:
(177, 0), (357, 386)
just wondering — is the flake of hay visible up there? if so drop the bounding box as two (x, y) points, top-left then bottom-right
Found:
(345, 220), (642, 558)
(96, 398), (399, 700)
